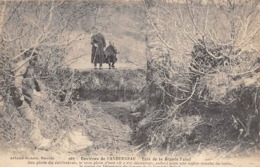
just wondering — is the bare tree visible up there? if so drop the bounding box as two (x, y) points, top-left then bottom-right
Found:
(139, 0), (260, 152)
(0, 0), (116, 150)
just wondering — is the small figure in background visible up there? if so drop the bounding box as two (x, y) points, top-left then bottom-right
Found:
(22, 57), (41, 107)
(12, 49), (40, 122)
(12, 49), (53, 150)
(105, 41), (119, 69)
(91, 33), (106, 69)
(12, 49), (39, 108)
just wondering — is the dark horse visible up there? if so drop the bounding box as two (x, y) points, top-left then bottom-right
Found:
(105, 42), (119, 69)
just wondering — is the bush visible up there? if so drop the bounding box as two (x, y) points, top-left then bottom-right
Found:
(136, 38), (260, 154)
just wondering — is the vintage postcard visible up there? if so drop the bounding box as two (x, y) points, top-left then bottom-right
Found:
(0, 0), (259, 167)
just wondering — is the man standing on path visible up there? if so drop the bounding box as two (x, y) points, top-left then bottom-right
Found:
(91, 32), (106, 69)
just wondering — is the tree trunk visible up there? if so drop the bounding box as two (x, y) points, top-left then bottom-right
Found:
(145, 0), (170, 112)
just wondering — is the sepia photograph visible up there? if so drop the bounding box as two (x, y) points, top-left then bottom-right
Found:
(0, 0), (260, 166)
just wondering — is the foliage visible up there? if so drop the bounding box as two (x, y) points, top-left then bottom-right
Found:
(137, 0), (260, 153)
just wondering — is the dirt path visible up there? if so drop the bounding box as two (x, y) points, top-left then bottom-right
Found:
(71, 62), (145, 71)
(84, 101), (136, 156)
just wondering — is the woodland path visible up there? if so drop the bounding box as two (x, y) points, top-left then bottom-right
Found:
(85, 101), (136, 156)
